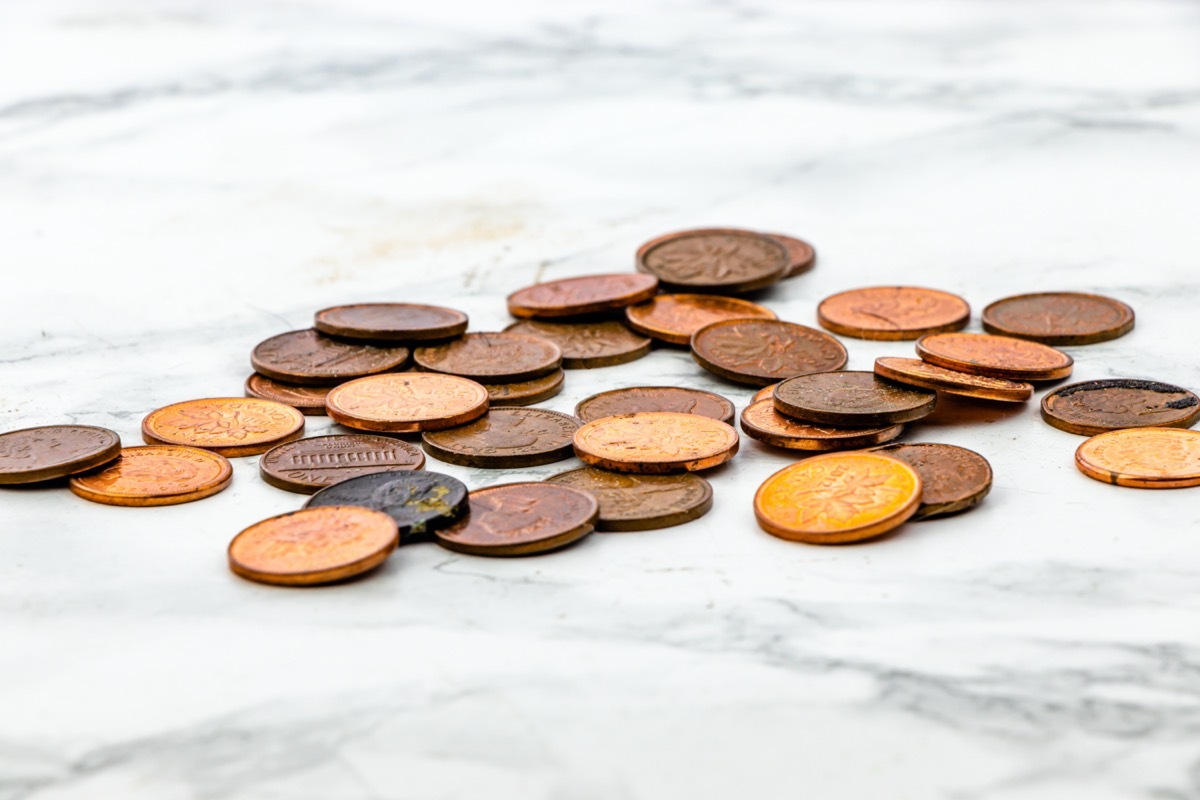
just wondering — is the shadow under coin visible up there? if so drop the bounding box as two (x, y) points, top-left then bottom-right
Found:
(919, 392), (1031, 428)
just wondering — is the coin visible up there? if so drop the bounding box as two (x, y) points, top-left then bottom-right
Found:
(244, 373), (331, 415)
(69, 446), (232, 506)
(413, 332), (561, 382)
(752, 384), (780, 403)
(740, 400), (903, 451)
(421, 408), (581, 469)
(228, 506), (399, 586)
(142, 398), (304, 457)
(544, 468), (713, 531)
(817, 286), (970, 340)
(325, 373), (488, 433)
(483, 370), (565, 407)
(435, 483), (598, 556)
(250, 329), (411, 386)
(982, 292), (1135, 345)
(506, 273), (659, 318)
(575, 387), (736, 425)
(573, 412), (739, 473)
(691, 319), (848, 387)
(636, 228), (789, 293)
(773, 371), (937, 427)
(763, 233), (816, 278)
(313, 303), (468, 342)
(305, 470), (469, 538)
(503, 319), (650, 368)
(873, 357), (1033, 403)
(0, 425), (121, 485)
(754, 452), (922, 544)
(624, 294), (778, 345)
(259, 434), (426, 494)
(869, 443), (992, 520)
(1041, 379), (1200, 436)
(916, 333), (1074, 382)
(1075, 428), (1200, 488)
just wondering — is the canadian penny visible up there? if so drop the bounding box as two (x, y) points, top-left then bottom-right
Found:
(869, 443), (992, 520)
(1075, 428), (1200, 488)
(421, 408), (581, 469)
(817, 286), (970, 340)
(244, 373), (330, 415)
(1041, 379), (1200, 436)
(773, 371), (937, 427)
(983, 292), (1135, 345)
(313, 303), (468, 342)
(575, 387), (736, 425)
(691, 319), (848, 387)
(251, 329), (410, 386)
(740, 400), (903, 451)
(0, 425), (121, 485)
(624, 294), (778, 345)
(142, 398), (304, 457)
(873, 357), (1033, 403)
(763, 233), (816, 278)
(573, 412), (739, 473)
(545, 468), (713, 531)
(435, 483), (598, 556)
(636, 228), (789, 294)
(305, 471), (469, 538)
(413, 332), (561, 382)
(483, 370), (565, 407)
(69, 446), (232, 506)
(916, 332), (1073, 382)
(325, 373), (488, 433)
(259, 434), (426, 495)
(503, 319), (650, 368)
(507, 273), (659, 318)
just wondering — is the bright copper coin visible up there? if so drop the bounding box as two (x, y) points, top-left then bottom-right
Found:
(507, 273), (659, 319)
(763, 233), (816, 278)
(983, 292), (1135, 345)
(752, 383), (781, 403)
(69, 446), (232, 506)
(313, 303), (468, 342)
(740, 400), (903, 451)
(1041, 379), (1200, 436)
(1075, 428), (1200, 488)
(817, 286), (970, 340)
(228, 506), (399, 586)
(422, 408), (581, 468)
(482, 370), (565, 407)
(573, 412), (739, 473)
(0, 425), (121, 485)
(869, 443), (992, 520)
(413, 332), (561, 382)
(624, 294), (778, 346)
(916, 333), (1074, 382)
(325, 373), (488, 433)
(244, 373), (331, 415)
(873, 357), (1033, 403)
(142, 398), (304, 457)
(259, 434), (426, 494)
(636, 228), (790, 294)
(774, 371), (937, 427)
(575, 387), (736, 425)
(691, 319), (848, 387)
(435, 483), (598, 556)
(250, 329), (411, 386)
(545, 468), (713, 531)
(504, 319), (650, 368)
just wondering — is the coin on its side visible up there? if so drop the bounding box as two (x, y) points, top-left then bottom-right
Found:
(1075, 428), (1200, 488)
(763, 233), (816, 278)
(251, 329), (410, 386)
(636, 228), (789, 294)
(314, 303), (468, 342)
(869, 443), (992, 520)
(504, 319), (650, 368)
(305, 470), (469, 538)
(817, 286), (970, 340)
(507, 273), (659, 318)
(69, 446), (232, 506)
(259, 434), (426, 494)
(414, 332), (561, 382)
(983, 292), (1134, 345)
(624, 294), (777, 346)
(482, 370), (565, 407)
(574, 412), (739, 473)
(740, 400), (903, 451)
(435, 483), (598, 556)
(873, 357), (1033, 403)
(325, 373), (488, 433)
(422, 408), (581, 469)
(575, 387), (736, 425)
(245, 373), (331, 415)
(691, 319), (848, 387)
(916, 332), (1073, 382)
(545, 468), (713, 531)
(774, 371), (937, 427)
(0, 425), (121, 485)
(1042, 379), (1200, 436)
(142, 398), (304, 457)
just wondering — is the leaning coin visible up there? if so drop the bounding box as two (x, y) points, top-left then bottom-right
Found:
(636, 228), (789, 294)
(325, 373), (488, 433)
(507, 273), (659, 319)
(983, 292), (1134, 345)
(482, 370), (565, 407)
(69, 446), (232, 506)
(573, 412), (739, 473)
(817, 286), (970, 340)
(575, 387), (736, 425)
(873, 357), (1033, 402)
(245, 373), (331, 415)
(545, 468), (713, 531)
(251, 329), (410, 386)
(142, 398), (304, 457)
(624, 294), (777, 346)
(1042, 379), (1200, 436)
(305, 470), (469, 538)
(763, 233), (816, 278)
(869, 443), (992, 520)
(504, 319), (650, 368)
(1075, 428), (1200, 488)
(740, 400), (903, 451)
(422, 408), (581, 469)
(0, 425), (121, 485)
(414, 332), (561, 383)
(691, 319), (848, 387)
(435, 483), (598, 556)
(774, 371), (937, 427)
(916, 332), (1073, 382)
(259, 434), (425, 494)
(314, 303), (468, 342)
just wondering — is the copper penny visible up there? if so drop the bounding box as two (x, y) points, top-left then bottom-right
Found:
(435, 482), (598, 556)
(740, 400), (903, 451)
(873, 357), (1033, 403)
(0, 425), (121, 485)
(507, 273), (659, 319)
(817, 286), (970, 340)
(1075, 428), (1200, 488)
(573, 412), (739, 473)
(305, 471), (468, 538)
(503, 319), (650, 368)
(413, 332), (561, 382)
(575, 387), (736, 425)
(691, 319), (848, 387)
(483, 370), (565, 407)
(916, 333), (1073, 382)
(983, 292), (1135, 345)
(774, 371), (937, 427)
(69, 446), (232, 506)
(259, 434), (425, 494)
(752, 384), (780, 403)
(763, 233), (816, 278)
(544, 468), (713, 531)
(142, 398), (304, 457)
(624, 294), (778, 346)
(869, 443), (992, 520)
(244, 373), (330, 415)
(421, 408), (581, 469)
(313, 303), (468, 342)
(251, 329), (411, 386)
(1041, 379), (1200, 436)
(325, 373), (488, 433)
(636, 228), (789, 293)
(228, 506), (399, 586)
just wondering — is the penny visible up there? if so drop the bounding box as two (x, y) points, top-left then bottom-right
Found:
(0, 425), (121, 485)
(873, 357), (1033, 403)
(228, 506), (398, 586)
(691, 319), (848, 387)
(69, 446), (232, 506)
(624, 294), (778, 346)
(421, 408), (581, 469)
(575, 387), (736, 425)
(752, 384), (780, 403)
(251, 329), (411, 386)
(869, 443), (992, 520)
(773, 371), (937, 427)
(763, 233), (816, 278)
(325, 373), (488, 433)
(313, 303), (468, 342)
(244, 373), (330, 415)
(413, 332), (561, 382)
(435, 483), (598, 556)
(740, 400), (903, 451)
(506, 273), (659, 319)
(636, 228), (789, 294)
(305, 470), (469, 538)
(817, 286), (970, 340)
(916, 333), (1074, 382)
(1041, 379), (1200, 436)
(754, 452), (922, 544)
(503, 319), (650, 368)
(573, 412), (739, 473)
(142, 398), (304, 457)
(983, 292), (1135, 345)
(483, 370), (565, 407)
(259, 434), (426, 495)
(545, 468), (713, 531)
(1075, 428), (1200, 488)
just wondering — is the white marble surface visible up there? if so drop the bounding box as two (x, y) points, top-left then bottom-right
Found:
(3, 1), (1200, 797)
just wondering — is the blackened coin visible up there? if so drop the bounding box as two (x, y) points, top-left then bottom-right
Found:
(305, 471), (468, 539)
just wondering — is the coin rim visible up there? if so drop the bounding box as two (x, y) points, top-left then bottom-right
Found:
(690, 318), (849, 387)
(1074, 428), (1200, 488)
(259, 434), (426, 495)
(574, 386), (736, 425)
(1042, 379), (1200, 437)
(250, 328), (411, 386)
(772, 371), (938, 427)
(0, 424), (122, 485)
(324, 374), (490, 433)
(816, 286), (971, 341)
(635, 228), (790, 293)
(915, 333), (1075, 381)
(982, 292), (1135, 346)
(740, 400), (905, 450)
(421, 408), (582, 469)
(762, 233), (817, 278)
(434, 482), (599, 556)
(873, 357), (1033, 403)
(141, 398), (305, 457)
(313, 303), (469, 342)
(506, 273), (660, 318)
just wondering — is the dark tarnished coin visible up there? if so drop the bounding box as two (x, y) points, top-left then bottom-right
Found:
(504, 319), (651, 368)
(259, 434), (426, 494)
(691, 319), (848, 387)
(575, 387), (736, 425)
(507, 273), (659, 319)
(326, 373), (489, 433)
(740, 400), (903, 451)
(251, 329), (411, 386)
(818, 287), (970, 340)
(414, 332), (561, 382)
(869, 443), (992, 520)
(483, 370), (565, 407)
(916, 333), (1073, 382)
(624, 294), (777, 346)
(873, 357), (1033, 403)
(435, 483), (598, 556)
(1041, 379), (1200, 436)
(69, 446), (232, 506)
(421, 408), (581, 469)
(1075, 428), (1200, 488)
(764, 233), (816, 278)
(143, 398), (305, 457)
(545, 468), (713, 531)
(244, 373), (331, 415)
(0, 425), (121, 485)
(636, 228), (789, 294)
(983, 292), (1135, 345)
(574, 412), (739, 473)
(313, 303), (468, 342)
(305, 470), (469, 539)
(774, 371), (937, 427)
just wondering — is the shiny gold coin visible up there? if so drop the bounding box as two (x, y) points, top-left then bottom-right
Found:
(142, 398), (305, 457)
(818, 286), (970, 340)
(916, 332), (1073, 382)
(740, 400), (903, 451)
(873, 357), (1033, 402)
(1075, 428), (1200, 488)
(69, 446), (233, 506)
(573, 412), (739, 473)
(325, 373), (489, 433)
(624, 294), (777, 346)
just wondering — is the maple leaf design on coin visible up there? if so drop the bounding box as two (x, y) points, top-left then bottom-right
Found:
(176, 408), (270, 441)
(792, 468), (904, 526)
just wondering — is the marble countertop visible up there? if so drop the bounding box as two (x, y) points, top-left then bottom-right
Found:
(4, 1), (1200, 797)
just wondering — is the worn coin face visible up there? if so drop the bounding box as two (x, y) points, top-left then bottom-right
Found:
(636, 228), (790, 293)
(482, 370), (565, 407)
(228, 506), (399, 586)
(573, 412), (739, 473)
(1075, 428), (1200, 488)
(313, 303), (468, 342)
(435, 483), (598, 556)
(325, 373), (489, 433)
(763, 233), (816, 278)
(869, 443), (992, 520)
(142, 398), (305, 457)
(422, 408), (581, 469)
(0, 425), (121, 485)
(691, 319), (848, 386)
(544, 468), (713, 531)
(916, 332), (1074, 381)
(575, 387), (736, 425)
(774, 371), (937, 427)
(817, 286), (970, 340)
(507, 273), (659, 318)
(244, 373), (331, 415)
(504, 319), (650, 368)
(740, 400), (903, 451)
(305, 470), (469, 538)
(69, 445), (232, 506)
(983, 292), (1135, 345)
(754, 452), (922, 543)
(1042, 379), (1200, 436)
(624, 294), (778, 345)
(873, 357), (1033, 403)
(414, 332), (562, 382)
(259, 434), (426, 494)
(251, 329), (411, 386)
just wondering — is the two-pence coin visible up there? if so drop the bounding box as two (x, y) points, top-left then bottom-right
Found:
(142, 398), (304, 457)
(916, 333), (1073, 382)
(983, 292), (1134, 345)
(575, 387), (736, 425)
(421, 408), (581, 469)
(740, 400), (903, 451)
(544, 468), (713, 531)
(763, 233), (816, 278)
(325, 373), (488, 433)
(435, 483), (598, 556)
(506, 273), (659, 318)
(0, 425), (121, 485)
(1075, 428), (1200, 488)
(817, 287), (970, 340)
(251, 329), (410, 385)
(869, 443), (992, 520)
(244, 373), (331, 415)
(636, 228), (789, 294)
(691, 319), (848, 387)
(482, 370), (565, 407)
(414, 332), (561, 382)
(773, 371), (937, 427)
(624, 294), (777, 346)
(259, 434), (426, 494)
(305, 471), (469, 538)
(313, 303), (468, 342)
(69, 446), (232, 506)
(1042, 379), (1200, 436)
(873, 357), (1033, 403)
(573, 412), (739, 473)
(503, 320), (650, 368)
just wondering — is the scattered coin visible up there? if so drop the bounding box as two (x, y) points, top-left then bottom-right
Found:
(435, 483), (598, 556)
(244, 373), (330, 415)
(916, 332), (1074, 382)
(507, 273), (659, 319)
(69, 446), (232, 506)
(504, 319), (651, 368)
(1075, 428), (1200, 488)
(142, 398), (304, 457)
(482, 370), (565, 407)
(869, 443), (992, 520)
(414, 332), (561, 382)
(763, 233), (816, 278)
(752, 384), (780, 403)
(422, 408), (581, 469)
(1041, 379), (1200, 436)
(691, 319), (848, 386)
(305, 470), (469, 538)
(817, 286), (970, 340)
(575, 387), (736, 425)
(259, 434), (426, 495)
(873, 357), (1033, 402)
(313, 303), (468, 342)
(574, 412), (739, 473)
(624, 294), (778, 345)
(636, 228), (790, 293)
(983, 292), (1135, 345)
(773, 371), (937, 427)
(0, 425), (121, 485)
(545, 468), (713, 531)
(251, 328), (411, 386)
(325, 373), (489, 433)
(740, 400), (903, 451)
